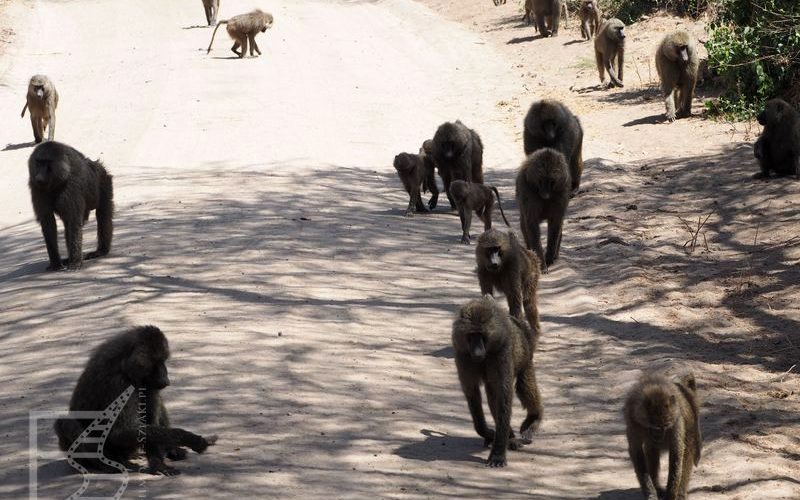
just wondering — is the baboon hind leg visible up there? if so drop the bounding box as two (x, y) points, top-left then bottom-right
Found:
(459, 208), (473, 244)
(231, 41), (243, 58)
(87, 179), (113, 259)
(249, 34), (261, 56)
(516, 365), (543, 440)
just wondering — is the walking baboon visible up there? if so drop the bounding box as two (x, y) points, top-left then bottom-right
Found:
(624, 371), (702, 500)
(579, 0), (601, 40)
(475, 229), (541, 335)
(393, 150), (439, 216)
(28, 142), (114, 271)
(431, 121), (484, 209)
(523, 99), (584, 194)
(595, 18), (626, 88)
(452, 295), (543, 467)
(532, 0), (561, 37)
(753, 98), (800, 178)
(420, 139), (441, 209)
(20, 75), (58, 144)
(201, 0), (220, 26)
(207, 9), (274, 58)
(55, 326), (218, 475)
(449, 180), (510, 244)
(516, 148), (571, 272)
(656, 30), (700, 122)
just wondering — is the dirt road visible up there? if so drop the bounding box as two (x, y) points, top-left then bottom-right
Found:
(0, 0), (797, 498)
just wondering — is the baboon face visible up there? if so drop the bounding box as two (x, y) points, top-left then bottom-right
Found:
(758, 99), (790, 125)
(124, 327), (171, 389)
(434, 123), (468, 159)
(393, 153), (414, 172)
(583, 0), (595, 11)
(636, 388), (677, 433)
(608, 19), (625, 41)
(29, 158), (69, 191)
(666, 32), (692, 63)
(29, 75), (49, 98)
(261, 13), (274, 32)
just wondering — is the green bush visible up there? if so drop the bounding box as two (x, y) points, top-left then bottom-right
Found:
(601, 0), (710, 24)
(705, 0), (800, 119)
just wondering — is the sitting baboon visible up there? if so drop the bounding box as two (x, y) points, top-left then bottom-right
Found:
(594, 18), (626, 88)
(655, 30), (700, 122)
(532, 0), (561, 37)
(452, 295), (543, 467)
(393, 150), (439, 216)
(753, 98), (800, 178)
(20, 75), (58, 144)
(431, 121), (484, 209)
(207, 9), (274, 58)
(624, 371), (702, 500)
(28, 142), (114, 271)
(202, 0), (220, 26)
(516, 148), (571, 272)
(449, 180), (510, 244)
(475, 229), (541, 335)
(55, 326), (218, 475)
(523, 99), (584, 195)
(579, 0), (601, 40)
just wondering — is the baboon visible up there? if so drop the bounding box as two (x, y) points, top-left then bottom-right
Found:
(28, 142), (114, 271)
(493, 0), (506, 5)
(624, 371), (702, 500)
(20, 75), (58, 144)
(523, 0), (536, 26)
(523, 99), (584, 194)
(449, 180), (510, 244)
(431, 121), (484, 209)
(452, 295), (543, 467)
(201, 0), (220, 26)
(516, 148), (571, 272)
(420, 139), (441, 209)
(753, 98), (800, 178)
(393, 150), (439, 216)
(579, 0), (601, 41)
(475, 229), (541, 335)
(655, 31), (700, 122)
(207, 9), (274, 58)
(532, 0), (561, 37)
(54, 326), (218, 475)
(594, 18), (626, 88)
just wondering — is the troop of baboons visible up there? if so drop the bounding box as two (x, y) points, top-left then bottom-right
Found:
(7, 0), (796, 492)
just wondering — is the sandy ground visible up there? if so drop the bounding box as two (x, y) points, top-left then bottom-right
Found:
(0, 0), (797, 499)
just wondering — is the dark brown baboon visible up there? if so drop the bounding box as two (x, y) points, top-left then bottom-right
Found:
(207, 9), (274, 58)
(624, 371), (702, 500)
(516, 148), (571, 272)
(420, 139), (441, 209)
(452, 295), (543, 467)
(28, 142), (114, 271)
(579, 0), (601, 41)
(594, 18), (626, 88)
(656, 30), (700, 122)
(449, 180), (510, 244)
(55, 326), (218, 475)
(753, 98), (800, 178)
(20, 75), (58, 144)
(393, 150), (439, 216)
(532, 0), (561, 37)
(202, 0), (220, 26)
(431, 121), (484, 209)
(523, 99), (584, 194)
(475, 229), (541, 336)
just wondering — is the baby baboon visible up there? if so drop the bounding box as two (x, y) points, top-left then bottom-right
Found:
(594, 18), (626, 88)
(624, 371), (702, 500)
(201, 0), (220, 26)
(20, 75), (58, 144)
(475, 229), (541, 335)
(54, 326), (218, 475)
(393, 151), (439, 216)
(579, 0), (601, 40)
(449, 180), (510, 245)
(452, 295), (543, 467)
(431, 121), (484, 209)
(532, 0), (561, 37)
(28, 142), (114, 271)
(753, 98), (800, 178)
(420, 139), (441, 209)
(516, 148), (571, 272)
(207, 9), (274, 58)
(523, 99), (584, 195)
(655, 30), (700, 122)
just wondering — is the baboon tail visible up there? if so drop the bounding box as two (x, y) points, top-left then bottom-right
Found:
(491, 186), (510, 227)
(207, 20), (227, 54)
(20, 102), (28, 118)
